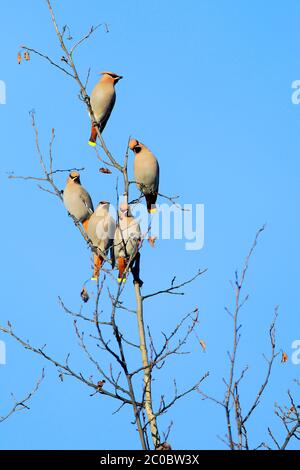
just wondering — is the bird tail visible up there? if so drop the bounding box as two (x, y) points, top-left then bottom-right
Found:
(110, 245), (115, 269)
(145, 193), (157, 214)
(117, 257), (127, 283)
(91, 254), (103, 281)
(88, 124), (98, 147)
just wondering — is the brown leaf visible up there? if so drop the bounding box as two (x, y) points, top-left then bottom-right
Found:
(99, 167), (112, 174)
(148, 236), (157, 248)
(24, 51), (30, 61)
(157, 442), (172, 451)
(17, 52), (22, 64)
(80, 286), (89, 303)
(199, 339), (206, 352)
(281, 352), (288, 363)
(97, 380), (106, 390)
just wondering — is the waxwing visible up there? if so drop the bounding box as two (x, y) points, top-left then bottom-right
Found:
(114, 203), (141, 283)
(87, 201), (116, 280)
(129, 139), (159, 214)
(88, 71), (123, 146)
(63, 171), (94, 231)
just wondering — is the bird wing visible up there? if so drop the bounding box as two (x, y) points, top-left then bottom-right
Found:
(99, 93), (116, 133)
(80, 189), (94, 214)
(154, 161), (160, 194)
(113, 226), (122, 258)
(110, 244), (115, 269)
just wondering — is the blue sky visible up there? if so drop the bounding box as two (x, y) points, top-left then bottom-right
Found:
(1, 0), (300, 450)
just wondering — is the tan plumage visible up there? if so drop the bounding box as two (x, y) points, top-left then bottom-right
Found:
(87, 201), (116, 280)
(114, 203), (141, 283)
(63, 171), (94, 231)
(129, 139), (159, 213)
(88, 71), (123, 146)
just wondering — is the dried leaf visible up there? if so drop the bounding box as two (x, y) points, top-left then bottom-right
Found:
(148, 236), (157, 248)
(97, 380), (106, 390)
(17, 52), (22, 64)
(24, 51), (30, 61)
(80, 286), (89, 303)
(99, 167), (112, 174)
(157, 442), (172, 451)
(199, 339), (206, 352)
(281, 351), (288, 363)
(288, 406), (295, 416)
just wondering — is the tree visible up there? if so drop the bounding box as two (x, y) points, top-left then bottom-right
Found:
(1, 0), (299, 450)
(0, 0), (207, 450)
(200, 226), (300, 449)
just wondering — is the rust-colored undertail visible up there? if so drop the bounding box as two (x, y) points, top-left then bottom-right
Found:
(88, 124), (98, 146)
(117, 257), (128, 283)
(82, 218), (90, 232)
(92, 254), (103, 280)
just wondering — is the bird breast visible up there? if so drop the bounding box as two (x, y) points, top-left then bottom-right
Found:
(114, 218), (141, 258)
(90, 82), (116, 122)
(87, 213), (115, 251)
(134, 151), (159, 194)
(63, 184), (92, 222)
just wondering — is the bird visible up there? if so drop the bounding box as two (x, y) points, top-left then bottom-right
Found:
(63, 171), (94, 231)
(129, 139), (159, 213)
(88, 71), (123, 146)
(87, 201), (116, 280)
(114, 203), (141, 283)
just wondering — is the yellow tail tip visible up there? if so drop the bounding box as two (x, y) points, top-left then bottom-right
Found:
(118, 277), (127, 283)
(149, 208), (157, 214)
(88, 141), (97, 147)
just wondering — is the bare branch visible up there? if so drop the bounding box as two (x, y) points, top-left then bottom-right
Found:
(142, 269), (207, 301)
(156, 373), (209, 417)
(242, 308), (279, 425)
(0, 370), (45, 423)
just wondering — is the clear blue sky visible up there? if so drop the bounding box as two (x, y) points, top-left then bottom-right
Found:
(1, 0), (300, 450)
